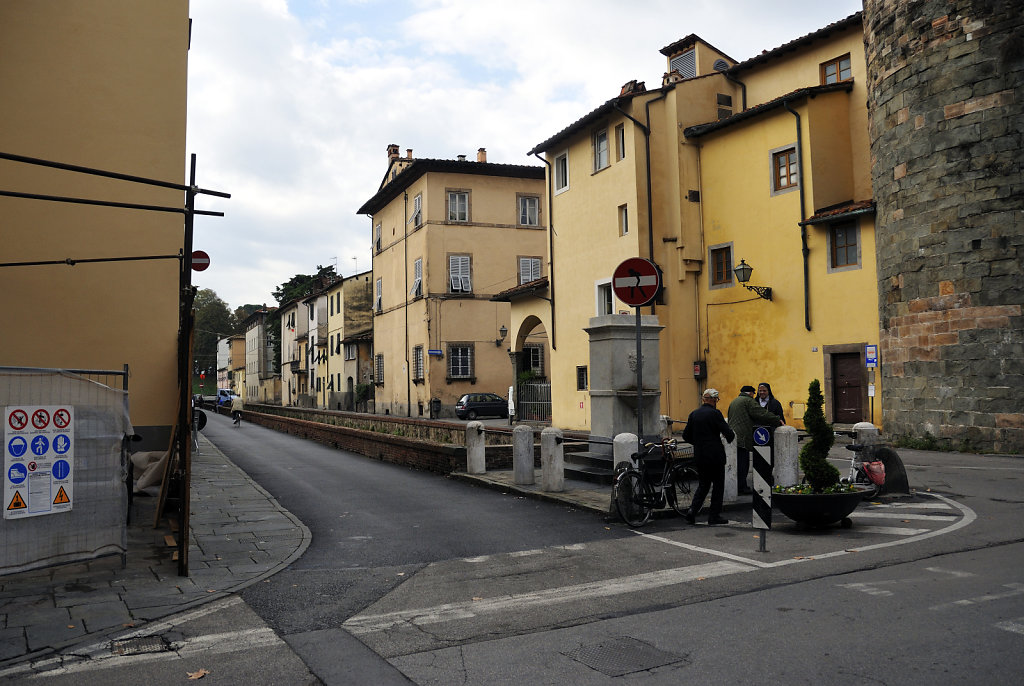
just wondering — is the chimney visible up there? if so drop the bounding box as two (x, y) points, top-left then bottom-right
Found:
(387, 144), (399, 160)
(457, 154), (467, 162)
(406, 149), (413, 159)
(477, 148), (487, 163)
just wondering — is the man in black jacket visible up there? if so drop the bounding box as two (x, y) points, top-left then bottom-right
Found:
(681, 388), (736, 525)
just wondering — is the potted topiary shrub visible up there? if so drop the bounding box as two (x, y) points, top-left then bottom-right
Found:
(773, 379), (864, 527)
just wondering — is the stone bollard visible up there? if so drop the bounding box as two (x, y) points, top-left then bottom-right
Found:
(466, 421), (486, 474)
(774, 425), (799, 487)
(541, 427), (564, 492)
(613, 433), (639, 469)
(854, 421), (880, 446)
(609, 433), (640, 515)
(512, 424), (535, 485)
(724, 437), (738, 502)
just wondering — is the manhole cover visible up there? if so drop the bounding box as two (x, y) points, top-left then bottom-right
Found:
(111, 636), (171, 656)
(563, 636), (686, 677)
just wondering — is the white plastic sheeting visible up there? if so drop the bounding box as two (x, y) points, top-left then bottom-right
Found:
(1, 368), (130, 575)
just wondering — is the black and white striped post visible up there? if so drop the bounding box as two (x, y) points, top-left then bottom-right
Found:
(751, 425), (774, 552)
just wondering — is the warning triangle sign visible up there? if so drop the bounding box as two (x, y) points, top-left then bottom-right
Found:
(53, 487), (70, 505)
(7, 491), (26, 510)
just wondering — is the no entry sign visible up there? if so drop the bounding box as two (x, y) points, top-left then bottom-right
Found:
(612, 257), (660, 307)
(191, 250), (211, 272)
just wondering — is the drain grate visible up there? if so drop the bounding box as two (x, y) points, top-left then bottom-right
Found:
(563, 636), (687, 677)
(111, 636), (171, 656)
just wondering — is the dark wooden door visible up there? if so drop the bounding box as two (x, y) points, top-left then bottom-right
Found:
(833, 353), (863, 423)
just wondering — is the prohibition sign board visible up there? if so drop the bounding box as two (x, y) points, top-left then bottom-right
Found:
(192, 250), (211, 272)
(612, 257), (660, 307)
(5, 405), (74, 519)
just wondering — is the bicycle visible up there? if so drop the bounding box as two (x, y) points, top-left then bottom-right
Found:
(841, 443), (887, 498)
(613, 438), (699, 527)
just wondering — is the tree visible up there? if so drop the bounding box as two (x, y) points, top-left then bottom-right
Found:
(233, 304), (263, 332)
(272, 264), (338, 305)
(798, 379), (840, 492)
(192, 289), (236, 378)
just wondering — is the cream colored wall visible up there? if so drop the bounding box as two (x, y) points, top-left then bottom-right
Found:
(546, 108), (649, 431)
(371, 170), (546, 415)
(0, 1), (188, 440)
(807, 92), (855, 210)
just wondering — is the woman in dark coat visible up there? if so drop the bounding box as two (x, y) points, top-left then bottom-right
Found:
(757, 383), (786, 423)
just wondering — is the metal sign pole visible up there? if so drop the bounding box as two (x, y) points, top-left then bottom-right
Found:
(635, 306), (643, 440)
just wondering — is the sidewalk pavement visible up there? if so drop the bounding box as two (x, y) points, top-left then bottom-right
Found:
(0, 434), (311, 667)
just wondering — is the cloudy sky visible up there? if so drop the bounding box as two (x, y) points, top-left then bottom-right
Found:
(186, 0), (863, 310)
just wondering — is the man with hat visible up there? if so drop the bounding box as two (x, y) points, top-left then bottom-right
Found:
(681, 388), (735, 525)
(728, 385), (783, 494)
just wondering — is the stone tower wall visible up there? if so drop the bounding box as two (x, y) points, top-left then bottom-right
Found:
(864, 0), (1024, 453)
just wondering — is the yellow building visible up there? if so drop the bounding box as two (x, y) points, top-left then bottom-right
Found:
(358, 146), (547, 417)
(0, 2), (191, 449)
(684, 13), (879, 427)
(517, 12), (879, 431)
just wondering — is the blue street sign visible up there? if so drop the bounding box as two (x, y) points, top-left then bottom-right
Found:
(8, 436), (28, 458)
(53, 434), (71, 455)
(31, 435), (49, 456)
(753, 426), (772, 446)
(8, 463), (27, 484)
(52, 459), (71, 481)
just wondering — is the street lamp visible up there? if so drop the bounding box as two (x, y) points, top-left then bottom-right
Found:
(495, 324), (508, 346)
(733, 259), (773, 301)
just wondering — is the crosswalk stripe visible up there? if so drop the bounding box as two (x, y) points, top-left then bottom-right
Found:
(851, 525), (930, 536)
(343, 560), (753, 635)
(864, 503), (952, 510)
(849, 512), (958, 521)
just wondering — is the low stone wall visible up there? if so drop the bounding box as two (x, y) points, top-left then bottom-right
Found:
(223, 404), (550, 474)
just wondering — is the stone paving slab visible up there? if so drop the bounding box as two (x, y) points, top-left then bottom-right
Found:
(0, 435), (311, 667)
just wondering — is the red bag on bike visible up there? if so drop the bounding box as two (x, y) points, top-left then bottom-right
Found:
(862, 460), (886, 486)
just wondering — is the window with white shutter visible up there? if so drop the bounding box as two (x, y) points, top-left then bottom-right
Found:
(519, 257), (541, 285)
(449, 255), (471, 293)
(410, 257), (422, 297)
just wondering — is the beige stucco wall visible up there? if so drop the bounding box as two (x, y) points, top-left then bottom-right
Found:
(0, 1), (189, 445)
(371, 167), (546, 416)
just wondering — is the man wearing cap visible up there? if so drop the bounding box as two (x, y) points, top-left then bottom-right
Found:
(681, 388), (736, 525)
(728, 385), (784, 494)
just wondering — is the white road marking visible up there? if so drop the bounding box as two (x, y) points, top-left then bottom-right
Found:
(930, 583), (1024, 611)
(852, 525), (930, 536)
(849, 511), (958, 521)
(995, 619), (1024, 636)
(864, 502), (952, 510)
(924, 567), (976, 578)
(343, 560), (753, 635)
(463, 542), (587, 563)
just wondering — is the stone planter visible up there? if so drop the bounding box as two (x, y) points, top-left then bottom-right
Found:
(773, 489), (866, 528)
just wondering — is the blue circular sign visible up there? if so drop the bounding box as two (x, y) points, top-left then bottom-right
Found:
(753, 427), (772, 446)
(53, 434), (71, 455)
(8, 436), (28, 458)
(8, 463), (27, 484)
(31, 435), (50, 456)
(52, 459), (71, 481)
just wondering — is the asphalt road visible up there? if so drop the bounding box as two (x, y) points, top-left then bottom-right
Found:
(19, 414), (1023, 684)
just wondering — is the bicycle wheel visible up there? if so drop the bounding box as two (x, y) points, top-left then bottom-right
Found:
(854, 470), (880, 499)
(614, 470), (652, 527)
(667, 466), (698, 516)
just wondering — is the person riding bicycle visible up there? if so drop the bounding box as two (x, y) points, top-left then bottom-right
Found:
(230, 395), (244, 425)
(681, 388), (735, 525)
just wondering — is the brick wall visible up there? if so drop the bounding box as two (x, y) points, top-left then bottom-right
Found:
(865, 0), (1024, 453)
